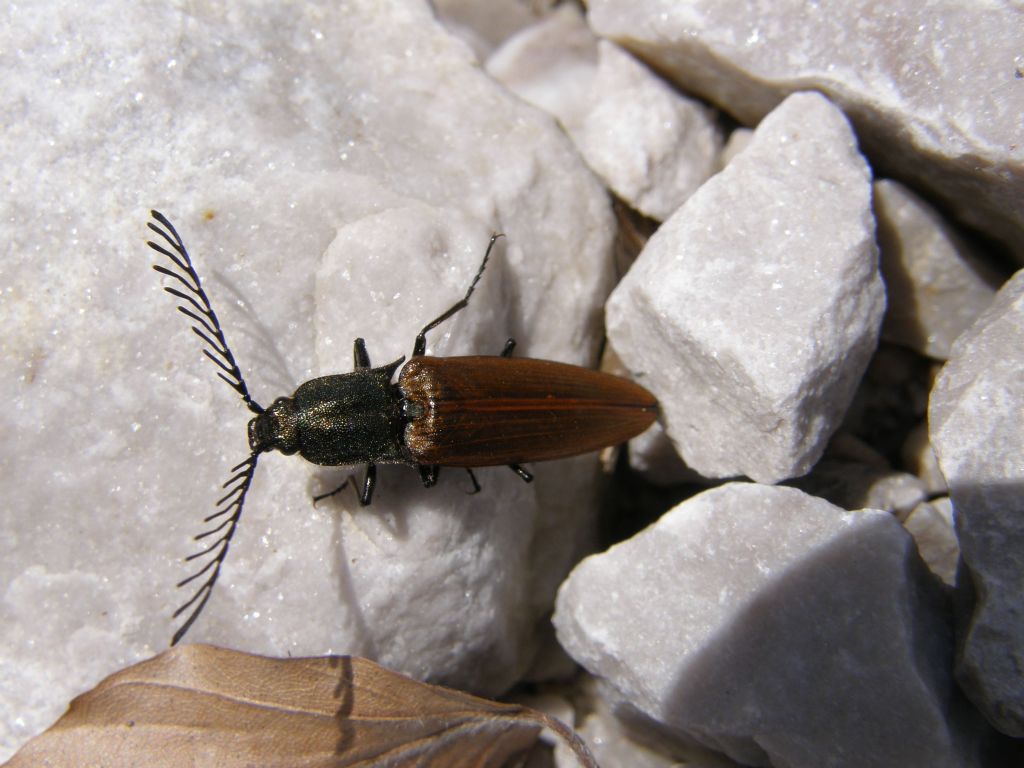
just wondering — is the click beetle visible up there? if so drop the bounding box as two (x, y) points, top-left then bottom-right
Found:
(146, 210), (657, 644)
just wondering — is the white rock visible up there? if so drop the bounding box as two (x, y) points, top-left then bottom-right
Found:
(628, 425), (702, 486)
(718, 127), (753, 169)
(488, 6), (722, 220)
(552, 679), (727, 768)
(485, 5), (598, 127)
(607, 92), (883, 483)
(874, 179), (999, 360)
(433, 0), (550, 60)
(929, 268), (1024, 736)
(904, 497), (959, 586)
(554, 483), (971, 768)
(0, 0), (616, 759)
(588, 0), (1024, 261)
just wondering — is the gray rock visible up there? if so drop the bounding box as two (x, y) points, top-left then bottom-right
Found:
(901, 421), (949, 496)
(607, 92), (883, 483)
(554, 483), (972, 768)
(588, 0), (1024, 261)
(904, 497), (959, 586)
(930, 268), (1024, 736)
(875, 179), (999, 360)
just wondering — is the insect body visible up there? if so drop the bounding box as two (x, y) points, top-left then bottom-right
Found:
(146, 210), (657, 644)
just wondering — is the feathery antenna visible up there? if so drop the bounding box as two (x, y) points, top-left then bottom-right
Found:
(146, 210), (264, 645)
(171, 453), (259, 645)
(146, 210), (263, 416)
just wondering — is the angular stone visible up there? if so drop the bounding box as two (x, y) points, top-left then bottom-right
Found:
(488, 6), (722, 220)
(930, 268), (1024, 736)
(875, 179), (999, 360)
(588, 0), (1024, 261)
(554, 483), (971, 768)
(787, 460), (926, 516)
(434, 0), (549, 59)
(904, 497), (959, 586)
(607, 92), (883, 483)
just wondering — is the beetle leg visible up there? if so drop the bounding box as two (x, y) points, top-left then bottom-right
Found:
(353, 337), (371, 370)
(419, 464), (439, 487)
(412, 233), (504, 357)
(500, 338), (516, 358)
(358, 464), (377, 505)
(312, 463), (376, 506)
(464, 468), (482, 494)
(508, 464), (533, 483)
(312, 478), (351, 505)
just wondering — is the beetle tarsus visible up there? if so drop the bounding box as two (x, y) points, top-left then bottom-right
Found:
(412, 233), (505, 357)
(500, 338), (516, 358)
(464, 468), (482, 495)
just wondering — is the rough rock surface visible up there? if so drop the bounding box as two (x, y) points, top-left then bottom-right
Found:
(0, 0), (616, 758)
(607, 92), (883, 483)
(930, 268), (1024, 736)
(554, 483), (970, 768)
(588, 0), (1024, 261)
(903, 497), (959, 587)
(488, 5), (722, 220)
(874, 179), (999, 360)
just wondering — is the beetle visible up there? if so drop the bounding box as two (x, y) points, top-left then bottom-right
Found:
(145, 210), (657, 644)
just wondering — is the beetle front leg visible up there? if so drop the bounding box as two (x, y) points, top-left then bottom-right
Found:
(500, 338), (515, 358)
(353, 337), (371, 370)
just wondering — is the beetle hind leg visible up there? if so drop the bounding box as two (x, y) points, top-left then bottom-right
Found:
(508, 464), (533, 483)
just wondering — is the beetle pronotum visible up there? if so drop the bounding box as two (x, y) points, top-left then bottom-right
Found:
(146, 210), (657, 644)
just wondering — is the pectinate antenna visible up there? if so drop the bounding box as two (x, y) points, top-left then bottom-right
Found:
(146, 210), (265, 645)
(146, 210), (264, 416)
(171, 452), (259, 646)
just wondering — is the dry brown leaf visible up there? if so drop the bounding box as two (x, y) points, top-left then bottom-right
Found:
(5, 644), (596, 768)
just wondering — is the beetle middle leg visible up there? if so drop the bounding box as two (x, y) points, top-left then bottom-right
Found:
(412, 233), (504, 357)
(313, 463), (377, 506)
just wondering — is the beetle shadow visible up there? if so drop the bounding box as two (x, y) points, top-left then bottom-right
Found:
(326, 508), (379, 662)
(212, 269), (300, 399)
(326, 655), (357, 755)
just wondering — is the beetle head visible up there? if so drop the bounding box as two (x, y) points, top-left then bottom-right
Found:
(248, 396), (299, 455)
